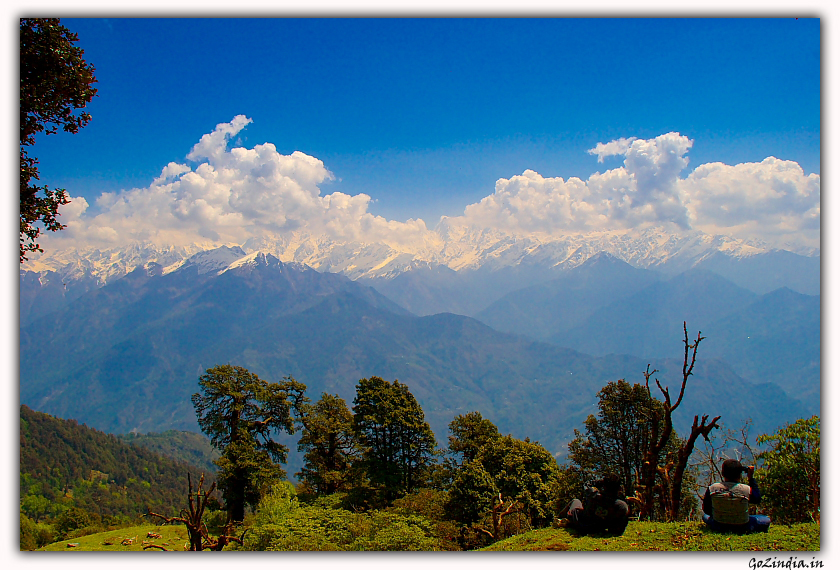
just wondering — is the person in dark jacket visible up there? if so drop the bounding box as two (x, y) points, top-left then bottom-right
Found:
(563, 473), (629, 535)
(702, 458), (771, 533)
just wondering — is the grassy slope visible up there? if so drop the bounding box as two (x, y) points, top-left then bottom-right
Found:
(39, 524), (191, 552)
(39, 521), (819, 551)
(481, 521), (820, 551)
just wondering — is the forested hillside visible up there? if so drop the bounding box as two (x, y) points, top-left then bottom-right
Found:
(20, 405), (216, 548)
(118, 430), (220, 474)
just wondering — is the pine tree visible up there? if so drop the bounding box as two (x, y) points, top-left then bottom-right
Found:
(352, 377), (437, 503)
(192, 365), (299, 521)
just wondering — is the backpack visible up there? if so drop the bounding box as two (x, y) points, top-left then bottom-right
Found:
(709, 482), (750, 525)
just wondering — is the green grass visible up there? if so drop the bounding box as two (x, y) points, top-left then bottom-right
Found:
(37, 520), (820, 552)
(38, 524), (193, 552)
(481, 521), (820, 551)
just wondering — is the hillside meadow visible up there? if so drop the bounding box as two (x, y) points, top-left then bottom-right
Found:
(38, 520), (819, 552)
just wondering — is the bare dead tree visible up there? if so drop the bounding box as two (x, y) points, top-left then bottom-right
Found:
(691, 420), (756, 502)
(143, 472), (246, 551)
(477, 493), (521, 542)
(637, 322), (720, 521)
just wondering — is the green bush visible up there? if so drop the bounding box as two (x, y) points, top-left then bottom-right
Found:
(54, 507), (100, 540)
(19, 513), (37, 551)
(246, 490), (442, 551)
(756, 416), (820, 523)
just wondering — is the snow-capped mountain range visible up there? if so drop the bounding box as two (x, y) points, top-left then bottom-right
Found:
(21, 221), (815, 288)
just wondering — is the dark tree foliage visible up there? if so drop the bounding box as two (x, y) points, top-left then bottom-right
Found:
(288, 386), (364, 496)
(568, 378), (703, 521)
(447, 435), (561, 532)
(20, 18), (97, 261)
(352, 377), (437, 503)
(755, 416), (820, 523)
(192, 365), (298, 521)
(568, 379), (665, 494)
(19, 405), (212, 524)
(447, 411), (501, 466)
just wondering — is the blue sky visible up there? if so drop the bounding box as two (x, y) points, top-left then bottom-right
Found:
(33, 17), (819, 228)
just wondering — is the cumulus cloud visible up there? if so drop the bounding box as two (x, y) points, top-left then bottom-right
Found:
(46, 116), (432, 250)
(452, 132), (819, 248)
(588, 137), (637, 163)
(680, 157), (820, 245)
(39, 122), (819, 254)
(457, 132), (696, 234)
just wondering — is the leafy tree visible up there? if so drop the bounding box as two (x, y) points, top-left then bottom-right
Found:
(447, 435), (561, 535)
(192, 365), (299, 521)
(19, 513), (55, 550)
(54, 506), (100, 540)
(352, 377), (437, 503)
(568, 379), (662, 494)
(288, 387), (364, 496)
(755, 416), (820, 523)
(19, 513), (38, 551)
(20, 18), (97, 261)
(447, 411), (500, 466)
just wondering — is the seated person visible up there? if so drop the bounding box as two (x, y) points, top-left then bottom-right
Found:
(563, 473), (629, 535)
(702, 458), (771, 533)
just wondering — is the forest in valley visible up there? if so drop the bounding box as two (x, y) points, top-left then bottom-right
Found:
(20, 330), (820, 551)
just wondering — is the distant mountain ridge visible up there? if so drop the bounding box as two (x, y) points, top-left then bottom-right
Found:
(20, 248), (812, 463)
(20, 224), (819, 324)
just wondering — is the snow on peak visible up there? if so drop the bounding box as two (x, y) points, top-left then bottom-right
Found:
(20, 224), (809, 289)
(174, 245), (248, 275)
(221, 250), (283, 273)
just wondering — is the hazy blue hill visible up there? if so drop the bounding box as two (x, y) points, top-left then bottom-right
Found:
(20, 258), (809, 462)
(20, 269), (100, 326)
(551, 269), (759, 358)
(702, 287), (820, 411)
(694, 250), (820, 295)
(363, 263), (558, 317)
(474, 253), (663, 341)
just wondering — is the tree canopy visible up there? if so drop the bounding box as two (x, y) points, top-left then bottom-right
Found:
(755, 415), (820, 523)
(447, 434), (561, 530)
(568, 379), (663, 493)
(352, 376), (437, 503)
(290, 389), (364, 496)
(447, 411), (501, 466)
(192, 365), (299, 521)
(20, 18), (97, 261)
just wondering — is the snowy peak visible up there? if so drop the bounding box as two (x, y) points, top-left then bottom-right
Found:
(221, 250), (285, 274)
(19, 225), (817, 291)
(175, 245), (248, 275)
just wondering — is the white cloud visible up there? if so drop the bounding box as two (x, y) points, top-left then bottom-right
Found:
(58, 194), (89, 222)
(37, 123), (819, 254)
(680, 157), (820, 246)
(456, 132), (696, 234)
(152, 162), (191, 185)
(44, 116), (433, 250)
(588, 136), (637, 163)
(451, 132), (818, 249)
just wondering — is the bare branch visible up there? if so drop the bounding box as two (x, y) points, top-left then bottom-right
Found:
(673, 323), (704, 411)
(142, 544), (171, 551)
